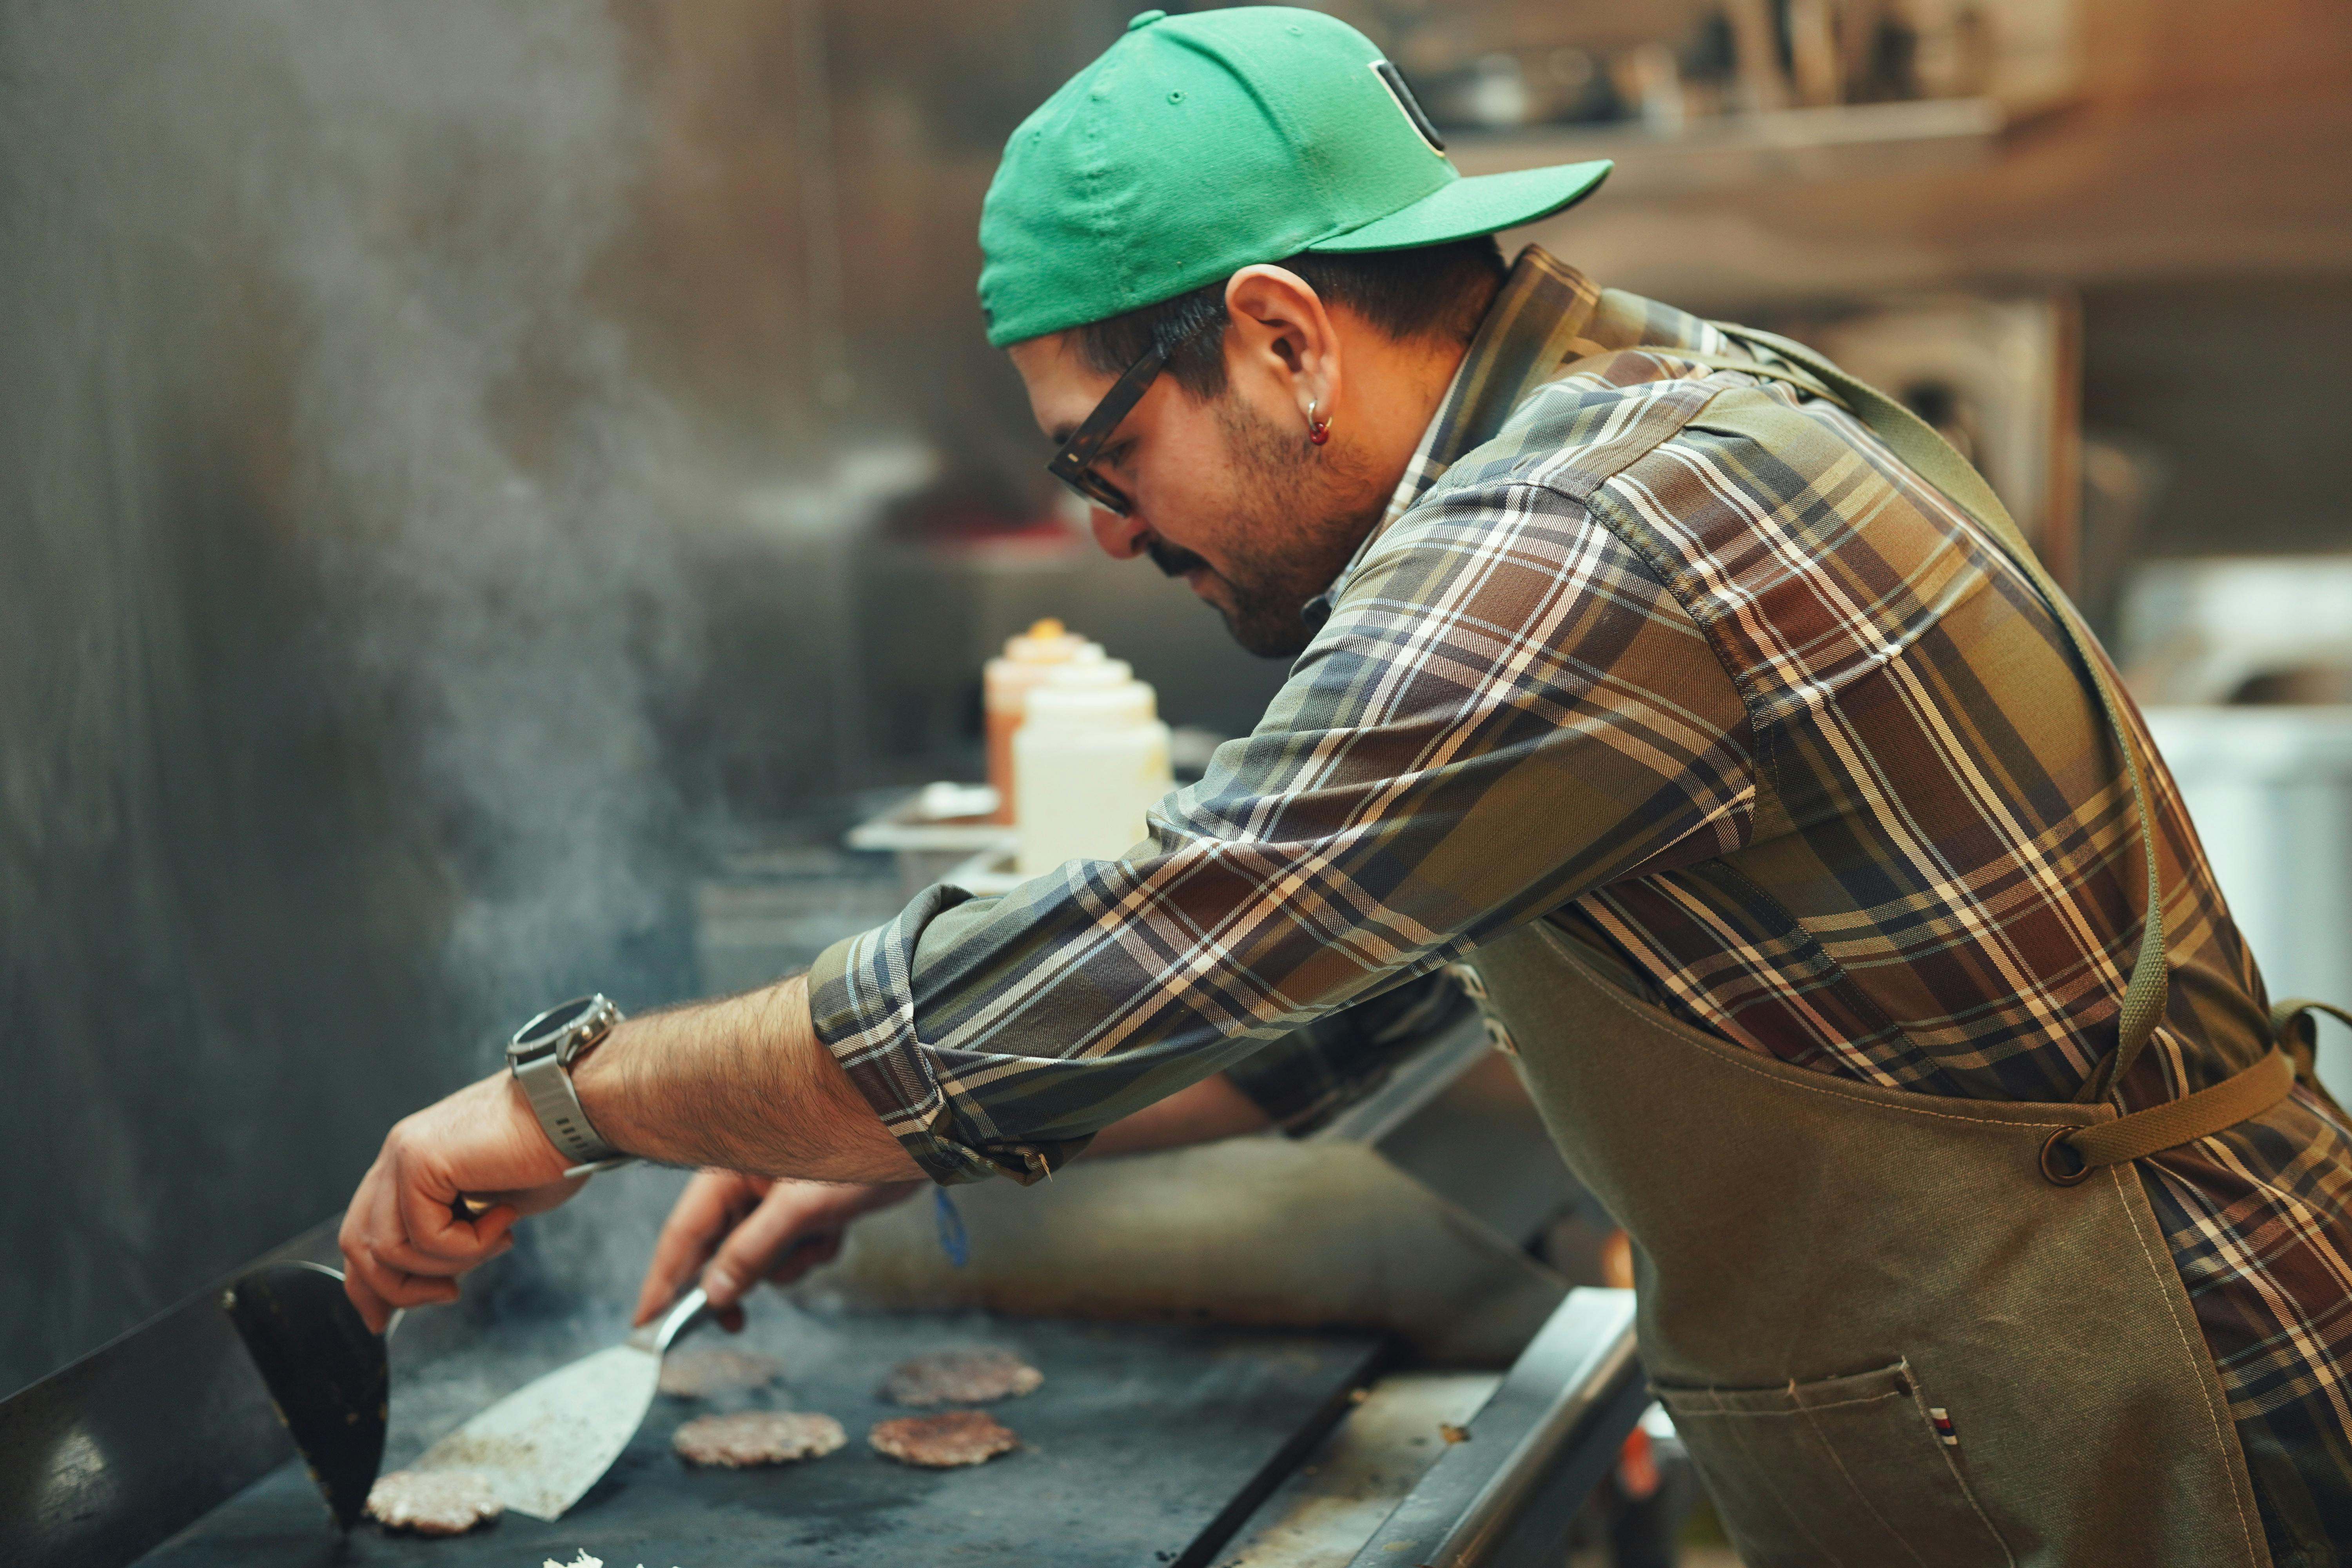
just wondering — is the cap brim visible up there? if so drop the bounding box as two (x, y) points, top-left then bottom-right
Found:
(1308, 159), (1612, 253)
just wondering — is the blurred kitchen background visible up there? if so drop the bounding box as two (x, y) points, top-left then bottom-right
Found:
(3, 0), (2347, 1405)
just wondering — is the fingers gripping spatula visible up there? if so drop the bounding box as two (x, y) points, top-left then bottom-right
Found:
(223, 1261), (390, 1531)
(405, 1287), (710, 1520)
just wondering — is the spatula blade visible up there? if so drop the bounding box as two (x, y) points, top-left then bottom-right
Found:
(409, 1343), (659, 1521)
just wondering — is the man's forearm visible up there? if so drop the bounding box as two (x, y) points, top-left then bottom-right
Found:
(570, 975), (921, 1184)
(1082, 1073), (1270, 1157)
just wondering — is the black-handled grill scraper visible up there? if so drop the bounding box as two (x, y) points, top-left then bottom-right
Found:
(221, 1260), (388, 1531)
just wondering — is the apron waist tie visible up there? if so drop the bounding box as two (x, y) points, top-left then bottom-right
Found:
(2041, 1047), (2296, 1186)
(2040, 998), (2350, 1186)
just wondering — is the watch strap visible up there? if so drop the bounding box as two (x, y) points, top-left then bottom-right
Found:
(512, 1044), (634, 1175)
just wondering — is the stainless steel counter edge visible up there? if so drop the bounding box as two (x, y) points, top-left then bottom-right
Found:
(1344, 1287), (1646, 1568)
(0, 1219), (343, 1568)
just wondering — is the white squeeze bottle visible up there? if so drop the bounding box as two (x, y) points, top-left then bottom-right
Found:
(983, 618), (1094, 824)
(1013, 653), (1175, 875)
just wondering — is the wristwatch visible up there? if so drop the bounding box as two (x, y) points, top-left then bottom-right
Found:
(507, 995), (636, 1178)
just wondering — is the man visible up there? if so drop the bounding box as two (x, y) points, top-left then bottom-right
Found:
(339, 9), (2352, 1564)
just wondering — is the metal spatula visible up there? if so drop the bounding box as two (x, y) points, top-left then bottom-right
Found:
(407, 1286), (709, 1520)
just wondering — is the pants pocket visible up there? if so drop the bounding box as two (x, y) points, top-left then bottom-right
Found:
(1653, 1360), (2014, 1568)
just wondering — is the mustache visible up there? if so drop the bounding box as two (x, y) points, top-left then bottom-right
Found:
(1147, 538), (1212, 579)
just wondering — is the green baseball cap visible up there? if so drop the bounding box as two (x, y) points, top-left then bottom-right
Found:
(977, 6), (1610, 348)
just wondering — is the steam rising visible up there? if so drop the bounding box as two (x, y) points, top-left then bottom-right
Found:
(256, 1), (702, 1033)
(0, 0), (956, 1383)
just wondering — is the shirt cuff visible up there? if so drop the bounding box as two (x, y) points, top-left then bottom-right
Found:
(807, 884), (1086, 1185)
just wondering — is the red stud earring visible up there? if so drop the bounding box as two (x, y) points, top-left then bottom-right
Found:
(1307, 398), (1331, 446)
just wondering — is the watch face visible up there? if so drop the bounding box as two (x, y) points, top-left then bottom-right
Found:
(514, 995), (602, 1053)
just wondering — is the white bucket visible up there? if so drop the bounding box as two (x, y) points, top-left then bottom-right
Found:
(2146, 706), (2352, 1094)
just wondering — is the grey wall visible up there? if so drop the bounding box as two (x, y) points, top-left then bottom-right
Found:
(0, 0), (709, 1395)
(0, 0), (1254, 1399)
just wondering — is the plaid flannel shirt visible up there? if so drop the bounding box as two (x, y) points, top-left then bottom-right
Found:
(814, 247), (2352, 1556)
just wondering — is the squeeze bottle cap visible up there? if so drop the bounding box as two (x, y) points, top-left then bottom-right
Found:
(1002, 618), (1091, 664)
(1043, 655), (1133, 689)
(1027, 656), (1156, 725)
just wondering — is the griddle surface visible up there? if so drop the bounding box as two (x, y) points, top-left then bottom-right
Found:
(136, 1307), (1381, 1568)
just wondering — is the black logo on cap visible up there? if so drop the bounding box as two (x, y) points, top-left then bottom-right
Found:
(1372, 60), (1445, 154)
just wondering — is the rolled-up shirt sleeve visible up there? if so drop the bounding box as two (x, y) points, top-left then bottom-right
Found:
(1221, 967), (1478, 1136)
(808, 475), (1757, 1184)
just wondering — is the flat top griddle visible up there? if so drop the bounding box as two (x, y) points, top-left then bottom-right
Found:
(134, 1301), (1382, 1568)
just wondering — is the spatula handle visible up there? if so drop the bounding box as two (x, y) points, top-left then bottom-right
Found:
(629, 1286), (710, 1354)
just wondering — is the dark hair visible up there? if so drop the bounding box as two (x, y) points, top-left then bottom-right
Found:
(1067, 236), (1508, 399)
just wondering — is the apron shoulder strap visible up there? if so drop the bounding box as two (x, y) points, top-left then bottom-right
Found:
(1699, 323), (2172, 1108)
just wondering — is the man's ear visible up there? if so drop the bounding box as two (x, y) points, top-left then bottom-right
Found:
(1222, 265), (1341, 432)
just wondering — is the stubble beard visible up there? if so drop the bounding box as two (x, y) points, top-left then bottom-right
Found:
(1146, 398), (1384, 659)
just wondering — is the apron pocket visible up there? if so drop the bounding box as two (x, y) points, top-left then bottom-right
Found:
(1654, 1360), (2014, 1568)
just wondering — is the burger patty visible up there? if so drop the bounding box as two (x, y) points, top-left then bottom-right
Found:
(672, 1410), (847, 1467)
(869, 1410), (1021, 1468)
(657, 1345), (784, 1398)
(363, 1469), (503, 1535)
(880, 1348), (1043, 1406)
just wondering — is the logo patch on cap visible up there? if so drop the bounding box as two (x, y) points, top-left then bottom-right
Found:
(1371, 60), (1445, 154)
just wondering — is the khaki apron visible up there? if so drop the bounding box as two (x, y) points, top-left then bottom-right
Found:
(1465, 924), (2269, 1566)
(1445, 329), (2344, 1567)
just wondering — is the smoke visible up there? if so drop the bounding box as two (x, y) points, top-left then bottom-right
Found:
(233, 0), (705, 1036)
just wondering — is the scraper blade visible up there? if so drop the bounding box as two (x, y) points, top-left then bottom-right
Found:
(221, 1261), (388, 1531)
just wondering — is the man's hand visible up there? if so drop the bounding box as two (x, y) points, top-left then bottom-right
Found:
(632, 1172), (920, 1331)
(338, 1069), (581, 1332)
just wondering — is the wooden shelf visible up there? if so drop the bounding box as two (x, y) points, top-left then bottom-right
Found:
(1451, 97), (2008, 196)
